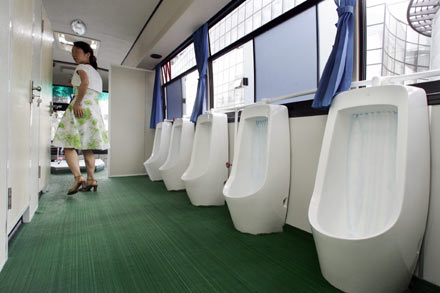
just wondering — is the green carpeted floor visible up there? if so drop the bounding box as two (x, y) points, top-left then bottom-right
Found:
(0, 171), (438, 292)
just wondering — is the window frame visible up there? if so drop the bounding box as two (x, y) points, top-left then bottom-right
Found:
(164, 78), (184, 120)
(181, 68), (199, 118)
(210, 40), (255, 109)
(159, 0), (440, 123)
(160, 0), (349, 120)
(208, 0), (328, 117)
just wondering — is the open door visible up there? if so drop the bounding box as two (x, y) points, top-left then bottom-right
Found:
(0, 0), (12, 269)
(8, 0), (34, 233)
(24, 0), (52, 223)
(25, 0), (43, 223)
(39, 7), (53, 195)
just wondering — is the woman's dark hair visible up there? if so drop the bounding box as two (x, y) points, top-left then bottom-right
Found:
(73, 41), (98, 69)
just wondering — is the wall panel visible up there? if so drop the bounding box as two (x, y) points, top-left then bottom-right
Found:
(109, 66), (150, 177)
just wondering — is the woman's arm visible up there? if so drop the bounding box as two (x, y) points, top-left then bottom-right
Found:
(73, 69), (89, 118)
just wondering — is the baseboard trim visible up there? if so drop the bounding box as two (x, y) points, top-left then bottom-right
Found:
(108, 173), (147, 178)
(7, 217), (23, 243)
(0, 256), (7, 272)
(7, 205), (29, 235)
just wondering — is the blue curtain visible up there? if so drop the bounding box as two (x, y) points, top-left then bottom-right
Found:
(312, 0), (356, 109)
(190, 23), (209, 123)
(150, 65), (163, 129)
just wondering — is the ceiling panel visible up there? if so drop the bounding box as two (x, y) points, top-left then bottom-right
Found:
(43, 0), (160, 69)
(43, 0), (232, 88)
(126, 0), (231, 70)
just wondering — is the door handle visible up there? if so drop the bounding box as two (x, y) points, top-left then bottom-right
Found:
(32, 94), (40, 104)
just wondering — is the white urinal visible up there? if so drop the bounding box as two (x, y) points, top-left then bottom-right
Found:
(182, 113), (228, 206)
(223, 104), (290, 234)
(144, 121), (172, 181)
(159, 118), (194, 191)
(308, 85), (430, 293)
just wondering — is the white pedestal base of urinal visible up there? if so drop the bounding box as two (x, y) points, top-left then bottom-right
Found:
(162, 173), (185, 191)
(163, 182), (185, 191)
(188, 197), (225, 207)
(312, 228), (416, 293)
(144, 161), (162, 181)
(226, 197), (286, 235)
(184, 181), (225, 206)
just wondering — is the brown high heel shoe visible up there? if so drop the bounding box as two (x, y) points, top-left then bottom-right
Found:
(80, 178), (98, 192)
(67, 175), (85, 195)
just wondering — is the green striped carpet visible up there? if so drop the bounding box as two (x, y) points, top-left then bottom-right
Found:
(0, 171), (438, 292)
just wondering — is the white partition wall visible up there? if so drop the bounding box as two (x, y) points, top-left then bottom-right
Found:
(286, 116), (327, 232)
(423, 105), (440, 286)
(109, 65), (154, 177)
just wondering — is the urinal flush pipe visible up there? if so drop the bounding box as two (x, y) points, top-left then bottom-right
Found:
(234, 109), (238, 156)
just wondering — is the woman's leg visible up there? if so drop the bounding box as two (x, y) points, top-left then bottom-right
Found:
(82, 149), (96, 182)
(64, 148), (84, 193)
(64, 148), (81, 177)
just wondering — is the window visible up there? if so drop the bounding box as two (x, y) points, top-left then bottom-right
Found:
(161, 44), (196, 118)
(165, 79), (183, 119)
(254, 6), (317, 103)
(53, 85), (74, 103)
(162, 0), (341, 113)
(182, 70), (198, 117)
(209, 0), (307, 55)
(168, 43), (196, 80)
(99, 92), (109, 131)
(212, 41), (254, 109)
(365, 0), (432, 83)
(318, 0), (338, 78)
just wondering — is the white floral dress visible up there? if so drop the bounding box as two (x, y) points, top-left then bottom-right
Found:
(53, 64), (109, 150)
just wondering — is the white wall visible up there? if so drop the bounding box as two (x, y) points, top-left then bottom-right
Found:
(144, 71), (155, 161)
(0, 0), (11, 270)
(109, 65), (154, 177)
(286, 116), (327, 232)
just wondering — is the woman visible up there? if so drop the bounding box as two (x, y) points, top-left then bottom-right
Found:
(53, 41), (109, 195)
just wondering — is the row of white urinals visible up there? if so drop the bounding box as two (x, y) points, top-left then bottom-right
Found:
(143, 85), (430, 293)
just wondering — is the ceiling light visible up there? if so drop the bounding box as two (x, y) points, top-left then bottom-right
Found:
(71, 19), (86, 35)
(54, 31), (100, 55)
